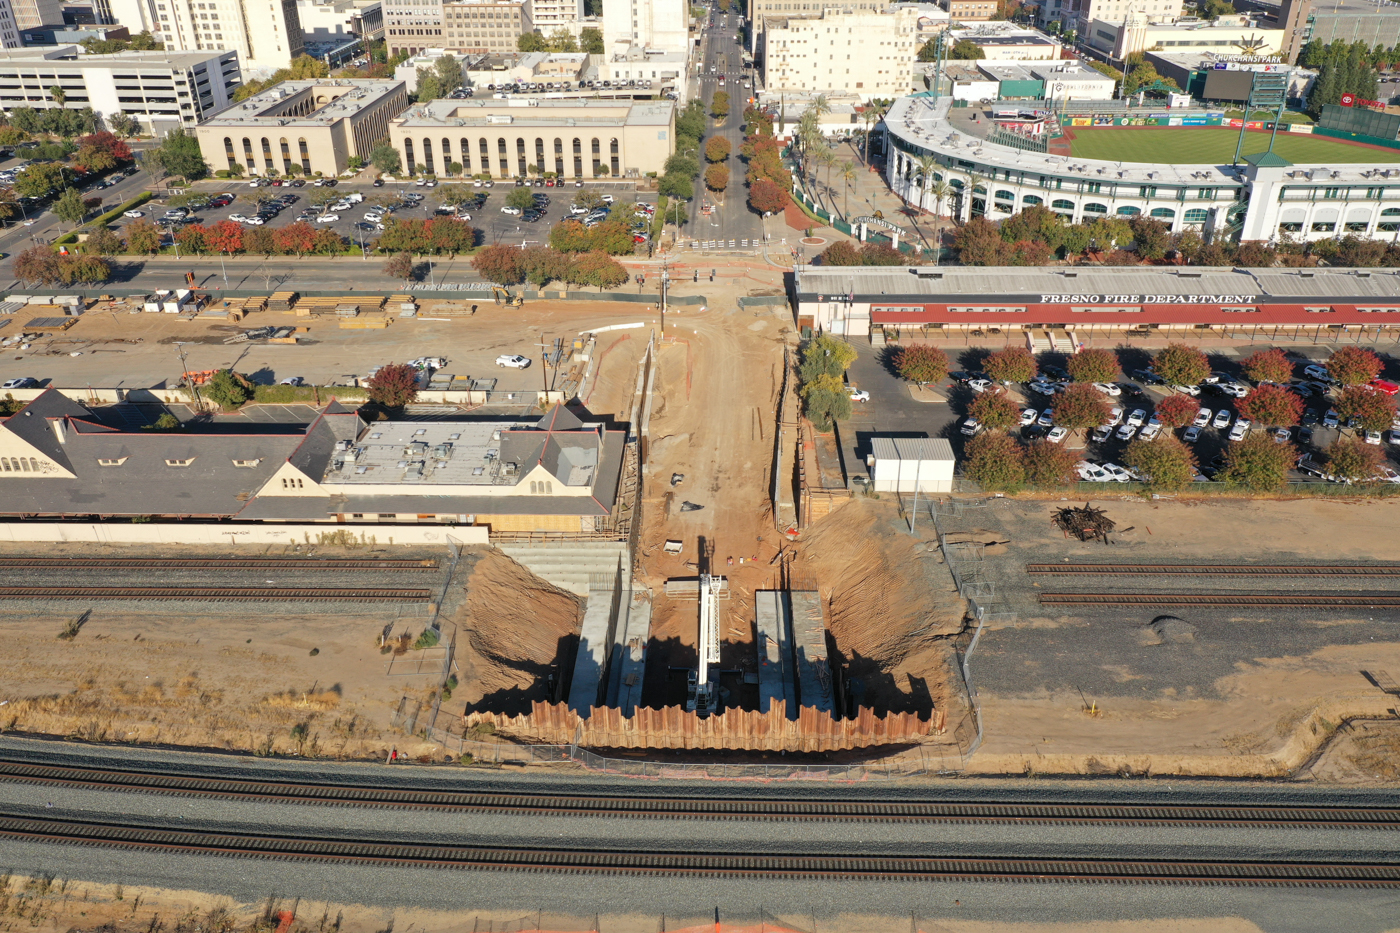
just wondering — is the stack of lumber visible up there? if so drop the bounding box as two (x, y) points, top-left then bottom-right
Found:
(295, 295), (387, 317)
(268, 291), (298, 312)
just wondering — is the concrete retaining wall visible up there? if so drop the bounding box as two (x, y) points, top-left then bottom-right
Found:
(3, 386), (566, 407)
(0, 522), (490, 546)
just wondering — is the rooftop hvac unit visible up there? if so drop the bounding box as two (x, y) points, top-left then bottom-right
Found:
(432, 443), (453, 459)
(491, 430), (501, 440)
(335, 440), (350, 452)
(355, 465), (368, 474)
(503, 461), (519, 475)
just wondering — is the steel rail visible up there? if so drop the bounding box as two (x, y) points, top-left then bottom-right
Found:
(0, 558), (438, 571)
(1, 760), (1397, 829)
(0, 586), (433, 601)
(1027, 564), (1400, 576)
(2, 814), (1397, 885)
(1039, 593), (1400, 607)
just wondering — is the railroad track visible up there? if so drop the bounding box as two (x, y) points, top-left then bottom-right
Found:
(1027, 564), (1400, 577)
(0, 586), (433, 601)
(0, 558), (439, 571)
(2, 759), (1397, 829)
(1039, 593), (1400, 608)
(2, 814), (1396, 885)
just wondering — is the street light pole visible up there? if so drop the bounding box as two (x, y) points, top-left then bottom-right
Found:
(219, 249), (228, 286)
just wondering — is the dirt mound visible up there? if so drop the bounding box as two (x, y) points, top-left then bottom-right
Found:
(787, 499), (967, 716)
(453, 550), (583, 715)
(1138, 616), (1197, 646)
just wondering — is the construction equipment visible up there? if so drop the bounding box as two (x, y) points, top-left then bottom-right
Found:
(685, 573), (723, 717)
(491, 286), (523, 308)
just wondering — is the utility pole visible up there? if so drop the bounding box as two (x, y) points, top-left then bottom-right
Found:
(174, 342), (202, 409)
(659, 258), (669, 332)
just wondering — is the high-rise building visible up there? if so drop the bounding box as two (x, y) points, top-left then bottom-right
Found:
(528, 0), (577, 35)
(760, 6), (919, 101)
(384, 0), (530, 57)
(9, 0), (59, 30)
(601, 0), (684, 54)
(0, 0), (20, 46)
(106, 0), (304, 72)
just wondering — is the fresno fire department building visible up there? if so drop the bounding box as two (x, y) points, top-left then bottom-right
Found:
(793, 265), (1400, 343)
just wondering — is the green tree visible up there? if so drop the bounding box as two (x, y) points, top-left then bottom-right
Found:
(149, 128), (208, 180)
(1221, 433), (1295, 490)
(205, 370), (251, 410)
(818, 241), (860, 265)
(506, 186), (537, 211)
(370, 143), (402, 175)
(1066, 348), (1119, 384)
(1335, 385), (1397, 432)
(546, 29), (579, 52)
(580, 27), (604, 54)
(1153, 393), (1200, 429)
(800, 335), (858, 382)
(383, 251), (416, 285)
(471, 243), (526, 284)
(1023, 441), (1080, 486)
(14, 162), (68, 198)
(1152, 343), (1210, 388)
(1326, 346), (1383, 386)
(704, 163), (729, 191)
(1127, 215), (1171, 260)
(52, 187), (87, 227)
(711, 91), (730, 119)
(367, 363), (420, 408)
(83, 227), (123, 255)
(982, 347), (1037, 384)
(964, 431), (1025, 490)
(893, 344), (948, 384)
(1327, 437), (1385, 482)
(969, 392), (1022, 431)
(435, 54), (463, 92)
(123, 219), (161, 254)
(954, 216), (1007, 265)
(1240, 348), (1293, 385)
(705, 136), (731, 162)
(517, 32), (548, 52)
(916, 37), (940, 62)
(1123, 436), (1197, 491)
(567, 250), (627, 290)
(949, 39), (985, 60)
(1051, 383), (1111, 431)
(801, 373), (851, 430)
(1237, 383), (1304, 427)
(415, 67), (444, 102)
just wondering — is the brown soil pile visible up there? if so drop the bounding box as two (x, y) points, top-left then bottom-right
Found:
(1301, 719), (1400, 784)
(453, 549), (583, 715)
(787, 499), (968, 716)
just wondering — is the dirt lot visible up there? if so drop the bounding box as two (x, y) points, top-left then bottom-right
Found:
(950, 495), (1400, 778)
(0, 542), (589, 761)
(5, 298), (652, 411)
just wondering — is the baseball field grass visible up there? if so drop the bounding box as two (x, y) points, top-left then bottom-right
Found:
(1065, 126), (1400, 164)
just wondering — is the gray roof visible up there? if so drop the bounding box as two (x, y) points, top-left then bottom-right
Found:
(237, 492), (614, 520)
(393, 97), (673, 129)
(870, 436), (954, 462)
(202, 79), (405, 128)
(0, 390), (306, 518)
(795, 265), (1400, 302)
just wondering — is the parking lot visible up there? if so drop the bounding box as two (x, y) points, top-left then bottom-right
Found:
(139, 178), (659, 252)
(834, 341), (1400, 487)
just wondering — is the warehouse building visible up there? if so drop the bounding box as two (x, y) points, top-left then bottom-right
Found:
(388, 97), (674, 178)
(793, 265), (1400, 342)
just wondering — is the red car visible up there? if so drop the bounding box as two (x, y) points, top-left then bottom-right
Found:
(546, 178), (556, 186)
(1370, 378), (1400, 395)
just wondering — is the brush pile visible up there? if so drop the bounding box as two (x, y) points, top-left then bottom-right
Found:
(1053, 504), (1116, 542)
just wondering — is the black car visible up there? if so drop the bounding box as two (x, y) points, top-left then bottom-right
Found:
(1301, 408), (1319, 426)
(522, 210), (542, 222)
(323, 179), (337, 187)
(515, 178), (526, 186)
(373, 178), (384, 187)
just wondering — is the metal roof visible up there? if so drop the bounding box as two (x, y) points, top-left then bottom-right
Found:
(869, 436), (954, 462)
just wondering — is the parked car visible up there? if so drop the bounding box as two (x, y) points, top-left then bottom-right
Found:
(1046, 427), (1069, 443)
(1019, 408), (1037, 426)
(1037, 409), (1054, 427)
(315, 214), (339, 223)
(1304, 363), (1331, 381)
(1273, 427), (1292, 444)
(1324, 408), (1340, 428)
(1100, 463), (1133, 482)
(495, 354), (531, 368)
(1228, 418), (1252, 441)
(1115, 424), (1137, 442)
(1219, 383), (1250, 399)
(967, 378), (996, 394)
(122, 209), (144, 218)
(1367, 430), (1384, 445)
(1192, 407), (1212, 428)
(1171, 384), (1201, 397)
(847, 388), (869, 402)
(501, 205), (522, 215)
(278, 376), (304, 386)
(1212, 409), (1232, 429)
(1, 377), (37, 388)
(1126, 409), (1146, 427)
(1139, 422), (1162, 441)
(1092, 382), (1121, 397)
(1183, 425), (1202, 443)
(960, 417), (983, 437)
(1091, 425), (1113, 443)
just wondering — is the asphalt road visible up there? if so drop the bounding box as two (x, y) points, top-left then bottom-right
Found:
(1, 736), (1399, 929)
(692, 13), (766, 249)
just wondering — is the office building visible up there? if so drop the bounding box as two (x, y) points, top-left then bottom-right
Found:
(195, 77), (409, 176)
(105, 0), (305, 71)
(295, 0), (383, 43)
(761, 6), (919, 101)
(748, 0), (883, 54)
(1086, 13), (1283, 61)
(0, 44), (239, 132)
(1060, 0), (1182, 37)
(945, 22), (1061, 61)
(384, 0), (529, 57)
(0, 0), (22, 47)
(10, 0), (59, 30)
(19, 21), (126, 43)
(388, 97), (674, 177)
(601, 0), (684, 54)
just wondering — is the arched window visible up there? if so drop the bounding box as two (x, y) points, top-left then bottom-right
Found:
(554, 137), (564, 176)
(298, 138), (310, 173)
(572, 137), (582, 177)
(422, 137), (435, 174)
(1383, 208), (1400, 217)
(223, 136), (237, 169)
(609, 137), (619, 176)
(460, 138), (472, 172)
(1379, 207), (1400, 231)
(972, 184), (986, 194)
(1022, 195), (1043, 206)
(404, 138), (416, 174)
(994, 189), (1014, 202)
(242, 137), (255, 169)
(19, 458), (29, 472)
(479, 138), (490, 175)
(442, 138), (452, 172)
(530, 480), (538, 493)
(1116, 206), (1140, 216)
(260, 137), (274, 172)
(1, 458), (9, 471)
(535, 137), (545, 174)
(1150, 207), (1175, 219)
(1051, 198), (1074, 211)
(949, 178), (964, 189)
(497, 137), (509, 175)
(279, 137), (292, 173)
(1183, 208), (1209, 224)
(590, 137), (601, 176)
(1082, 203), (1108, 214)
(516, 137), (527, 176)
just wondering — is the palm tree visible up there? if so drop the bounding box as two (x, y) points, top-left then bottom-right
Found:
(809, 94), (831, 120)
(914, 154), (939, 210)
(49, 85), (65, 107)
(816, 146), (838, 208)
(839, 160), (856, 219)
(930, 179), (952, 219)
(860, 100), (889, 166)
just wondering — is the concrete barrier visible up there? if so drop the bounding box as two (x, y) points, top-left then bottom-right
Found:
(5, 386), (567, 408)
(0, 522), (490, 546)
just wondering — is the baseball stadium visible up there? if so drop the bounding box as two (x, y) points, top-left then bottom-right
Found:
(884, 94), (1400, 244)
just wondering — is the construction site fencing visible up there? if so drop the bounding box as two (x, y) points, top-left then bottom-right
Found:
(395, 700), (966, 776)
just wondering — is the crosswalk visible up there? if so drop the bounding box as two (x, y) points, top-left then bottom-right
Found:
(694, 238), (758, 248)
